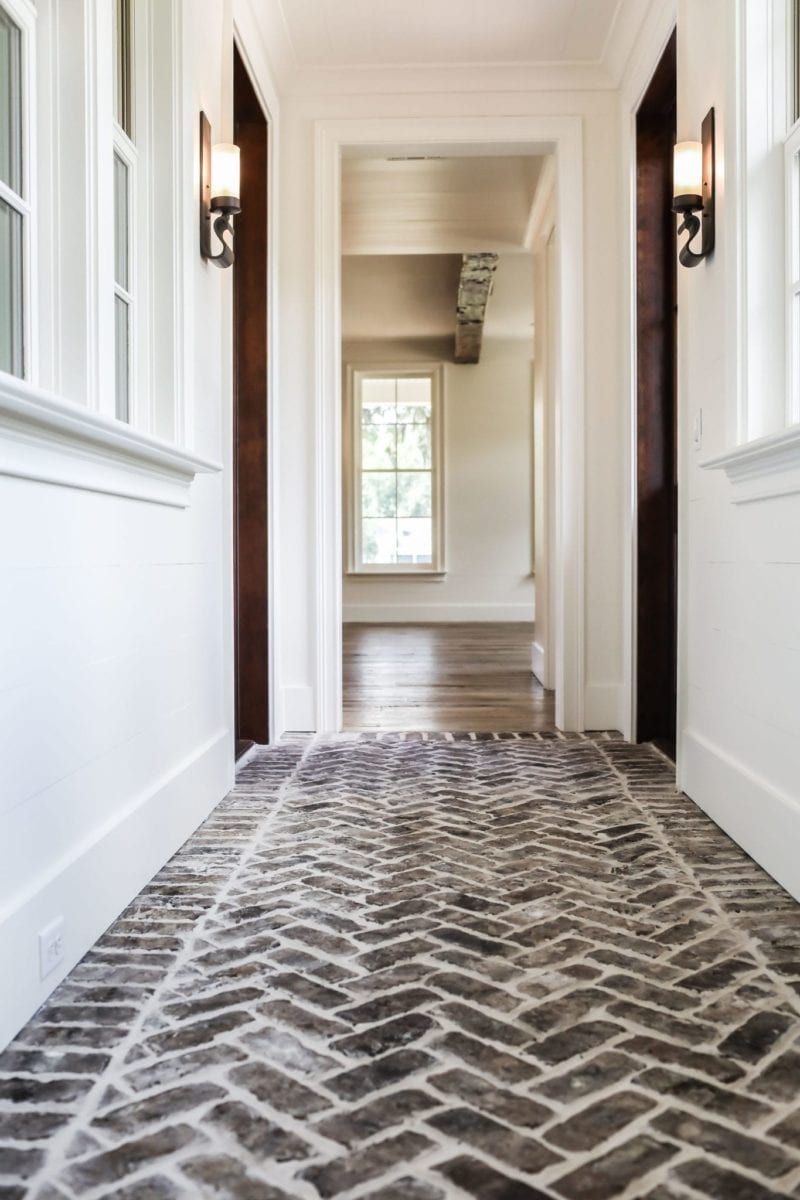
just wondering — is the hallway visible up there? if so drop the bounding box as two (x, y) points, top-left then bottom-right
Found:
(3, 735), (800, 1199)
(343, 624), (555, 733)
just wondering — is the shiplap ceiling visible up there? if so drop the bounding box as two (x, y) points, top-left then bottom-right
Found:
(342, 155), (540, 344)
(277, 0), (623, 68)
(343, 156), (544, 256)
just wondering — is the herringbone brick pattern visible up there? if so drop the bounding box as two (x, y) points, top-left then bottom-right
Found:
(1, 734), (800, 1199)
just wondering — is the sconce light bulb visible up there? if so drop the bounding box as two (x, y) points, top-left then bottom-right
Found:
(211, 142), (241, 209)
(673, 140), (703, 201)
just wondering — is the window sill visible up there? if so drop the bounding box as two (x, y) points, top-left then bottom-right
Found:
(0, 374), (221, 507)
(702, 424), (800, 504)
(346, 570), (447, 581)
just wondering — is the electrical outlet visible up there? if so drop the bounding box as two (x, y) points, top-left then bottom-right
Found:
(38, 918), (65, 980)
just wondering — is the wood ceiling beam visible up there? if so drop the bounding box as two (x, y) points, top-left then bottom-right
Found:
(454, 252), (498, 364)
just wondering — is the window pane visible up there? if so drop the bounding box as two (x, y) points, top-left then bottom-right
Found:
(114, 0), (133, 138)
(397, 421), (431, 468)
(115, 295), (130, 421)
(397, 472), (431, 518)
(362, 518), (397, 565)
(397, 517), (432, 563)
(396, 376), (431, 420)
(0, 6), (22, 195)
(114, 152), (129, 289)
(362, 472), (397, 518)
(361, 421), (396, 469)
(0, 196), (23, 376)
(361, 377), (396, 417)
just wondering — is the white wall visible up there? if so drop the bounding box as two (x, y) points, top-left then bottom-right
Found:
(342, 335), (535, 623)
(674, 0), (800, 901)
(0, 0), (273, 1049)
(275, 86), (626, 732)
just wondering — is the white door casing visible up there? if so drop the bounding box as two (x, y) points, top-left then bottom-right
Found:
(313, 115), (586, 733)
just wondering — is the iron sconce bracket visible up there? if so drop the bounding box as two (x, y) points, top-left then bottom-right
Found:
(672, 108), (715, 268)
(200, 112), (240, 269)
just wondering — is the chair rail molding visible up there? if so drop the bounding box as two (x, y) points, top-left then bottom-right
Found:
(0, 374), (221, 507)
(702, 425), (800, 503)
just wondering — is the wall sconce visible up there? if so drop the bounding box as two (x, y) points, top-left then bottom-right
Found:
(671, 108), (715, 268)
(200, 112), (240, 269)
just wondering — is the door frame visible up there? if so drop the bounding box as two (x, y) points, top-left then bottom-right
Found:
(313, 114), (586, 733)
(618, 5), (679, 745)
(231, 9), (280, 743)
(634, 32), (678, 754)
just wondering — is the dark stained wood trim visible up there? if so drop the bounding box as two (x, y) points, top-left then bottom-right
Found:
(233, 48), (269, 744)
(635, 30), (677, 756)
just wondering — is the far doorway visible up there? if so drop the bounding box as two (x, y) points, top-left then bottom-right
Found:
(338, 154), (556, 733)
(636, 31), (678, 757)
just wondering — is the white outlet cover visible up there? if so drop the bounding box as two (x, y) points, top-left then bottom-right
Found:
(38, 917), (65, 980)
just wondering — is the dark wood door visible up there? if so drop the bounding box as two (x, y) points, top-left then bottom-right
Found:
(233, 47), (269, 751)
(636, 31), (677, 756)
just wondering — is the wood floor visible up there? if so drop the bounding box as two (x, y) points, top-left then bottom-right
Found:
(342, 622), (556, 732)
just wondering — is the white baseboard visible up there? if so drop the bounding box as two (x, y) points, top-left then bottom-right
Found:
(584, 682), (624, 732)
(0, 730), (231, 1051)
(343, 604), (535, 623)
(282, 685), (315, 732)
(531, 640), (547, 687)
(680, 729), (800, 903)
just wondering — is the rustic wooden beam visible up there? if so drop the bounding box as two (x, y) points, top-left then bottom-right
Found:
(454, 252), (498, 364)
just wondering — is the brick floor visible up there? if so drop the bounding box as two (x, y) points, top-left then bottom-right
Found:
(1, 733), (800, 1198)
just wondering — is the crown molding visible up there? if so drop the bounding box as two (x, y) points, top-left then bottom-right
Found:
(251, 0), (656, 98)
(282, 61), (616, 98)
(612, 0), (677, 100)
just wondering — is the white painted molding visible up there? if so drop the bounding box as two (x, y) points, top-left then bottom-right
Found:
(0, 374), (220, 507)
(584, 682), (624, 733)
(0, 730), (230, 1051)
(523, 155), (556, 250)
(702, 425), (800, 502)
(531, 640), (546, 684)
(344, 604), (534, 623)
(613, 0), (676, 103)
(314, 114), (586, 734)
(282, 686), (316, 733)
(285, 61), (615, 99)
(681, 728), (800, 903)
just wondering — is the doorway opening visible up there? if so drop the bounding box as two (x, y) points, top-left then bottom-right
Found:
(338, 154), (555, 732)
(635, 31), (678, 757)
(233, 45), (269, 756)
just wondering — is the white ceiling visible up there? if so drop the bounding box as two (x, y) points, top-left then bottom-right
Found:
(343, 156), (544, 256)
(277, 0), (624, 68)
(342, 154), (540, 345)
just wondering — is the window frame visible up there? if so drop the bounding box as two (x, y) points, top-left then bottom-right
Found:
(786, 2), (800, 424)
(0, 0), (37, 384)
(346, 364), (445, 577)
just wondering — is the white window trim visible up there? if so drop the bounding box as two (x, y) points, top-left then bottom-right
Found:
(345, 363), (446, 578)
(0, 0), (37, 384)
(704, 0), (800, 500)
(0, 0), (218, 505)
(785, 113), (800, 425)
